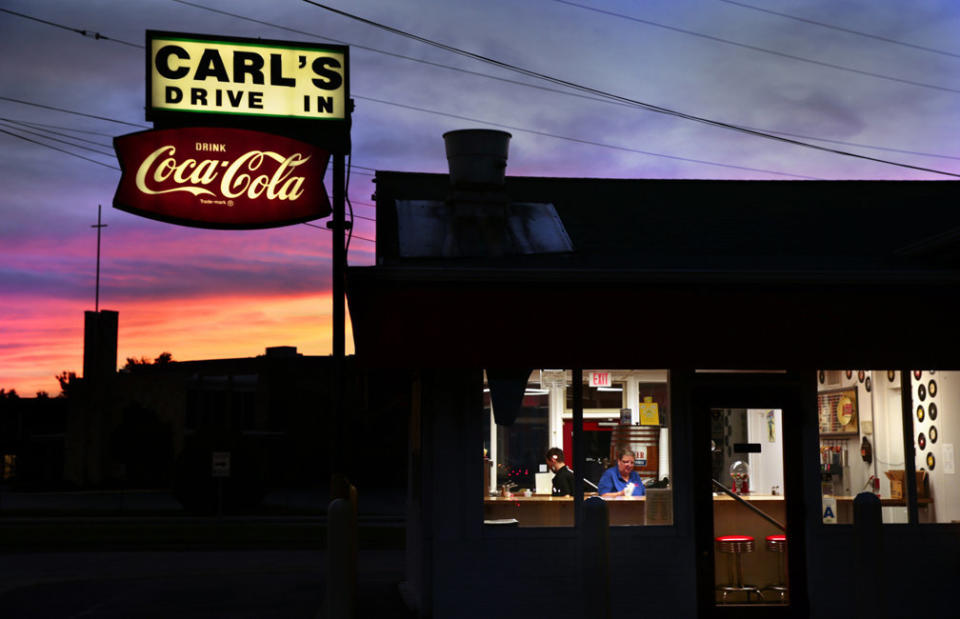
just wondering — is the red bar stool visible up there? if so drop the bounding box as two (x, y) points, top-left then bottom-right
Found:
(763, 534), (788, 602)
(716, 535), (765, 603)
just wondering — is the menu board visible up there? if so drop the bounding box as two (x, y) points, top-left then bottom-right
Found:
(818, 387), (860, 436)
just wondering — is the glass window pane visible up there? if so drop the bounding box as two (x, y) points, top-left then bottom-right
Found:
(712, 408), (789, 605)
(816, 370), (906, 525)
(483, 370), (573, 527)
(913, 371), (955, 524)
(581, 370), (672, 527)
(482, 369), (673, 528)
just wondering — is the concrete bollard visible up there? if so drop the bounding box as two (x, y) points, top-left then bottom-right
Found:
(324, 497), (357, 619)
(581, 496), (611, 619)
(854, 492), (886, 619)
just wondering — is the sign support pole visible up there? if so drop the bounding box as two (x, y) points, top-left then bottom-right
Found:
(331, 151), (347, 495)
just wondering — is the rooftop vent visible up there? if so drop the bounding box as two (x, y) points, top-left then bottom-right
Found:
(394, 129), (573, 259)
(443, 129), (511, 191)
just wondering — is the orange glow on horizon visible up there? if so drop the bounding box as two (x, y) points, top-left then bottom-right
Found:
(0, 292), (352, 396)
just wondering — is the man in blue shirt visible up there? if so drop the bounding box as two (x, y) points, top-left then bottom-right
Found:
(597, 449), (646, 498)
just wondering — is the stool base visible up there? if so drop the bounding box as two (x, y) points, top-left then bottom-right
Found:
(717, 584), (765, 604)
(762, 584), (788, 603)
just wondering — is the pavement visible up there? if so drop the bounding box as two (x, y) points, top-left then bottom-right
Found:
(0, 549), (414, 618)
(0, 487), (415, 618)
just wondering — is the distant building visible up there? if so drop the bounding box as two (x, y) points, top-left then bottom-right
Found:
(4, 331), (409, 508)
(0, 393), (66, 486)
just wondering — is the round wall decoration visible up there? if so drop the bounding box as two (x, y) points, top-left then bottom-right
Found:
(819, 370), (825, 384)
(914, 370), (923, 380)
(927, 453), (936, 470)
(918, 384), (927, 401)
(929, 403), (938, 420)
(858, 370), (865, 383)
(928, 380), (937, 397)
(918, 433), (926, 450)
(917, 405), (925, 422)
(836, 396), (855, 425)
(846, 370), (853, 379)
(865, 377), (872, 392)
(888, 370), (896, 382)
(929, 426), (938, 443)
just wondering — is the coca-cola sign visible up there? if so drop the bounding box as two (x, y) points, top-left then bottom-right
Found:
(113, 127), (331, 229)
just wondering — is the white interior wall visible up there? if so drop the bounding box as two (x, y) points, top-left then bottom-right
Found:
(747, 409), (783, 495)
(921, 371), (960, 523)
(873, 372), (907, 523)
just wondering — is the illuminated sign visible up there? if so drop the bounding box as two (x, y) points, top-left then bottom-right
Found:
(590, 372), (611, 388)
(113, 127), (331, 229)
(147, 31), (348, 121)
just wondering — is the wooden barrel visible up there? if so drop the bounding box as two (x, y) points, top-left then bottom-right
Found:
(610, 425), (660, 484)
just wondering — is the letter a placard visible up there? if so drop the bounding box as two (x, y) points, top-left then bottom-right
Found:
(113, 126), (331, 229)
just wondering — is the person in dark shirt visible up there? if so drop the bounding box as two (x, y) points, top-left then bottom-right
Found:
(545, 447), (574, 496)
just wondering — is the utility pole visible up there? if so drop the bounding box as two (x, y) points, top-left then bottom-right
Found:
(91, 204), (107, 312)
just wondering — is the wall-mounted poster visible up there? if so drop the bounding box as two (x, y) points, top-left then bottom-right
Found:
(818, 388), (860, 437)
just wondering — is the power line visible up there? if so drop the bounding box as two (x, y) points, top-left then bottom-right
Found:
(735, 126), (960, 162)
(0, 121), (115, 156)
(168, 0), (622, 111)
(0, 117), (117, 138)
(0, 96), (148, 128)
(0, 8), (143, 49)
(549, 0), (960, 94)
(716, 0), (960, 59)
(0, 127), (119, 170)
(302, 221), (375, 243)
(10, 8), (957, 177)
(121, 0), (955, 163)
(10, 0), (958, 166)
(302, 1), (960, 178)
(0, 121), (377, 221)
(355, 95), (819, 179)
(0, 118), (114, 148)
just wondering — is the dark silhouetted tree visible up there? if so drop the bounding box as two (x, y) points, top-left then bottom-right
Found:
(55, 371), (79, 398)
(122, 352), (174, 370)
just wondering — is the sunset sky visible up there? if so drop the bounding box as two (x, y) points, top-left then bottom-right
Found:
(1, 0), (958, 395)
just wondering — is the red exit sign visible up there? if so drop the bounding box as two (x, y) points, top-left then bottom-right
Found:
(590, 372), (611, 388)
